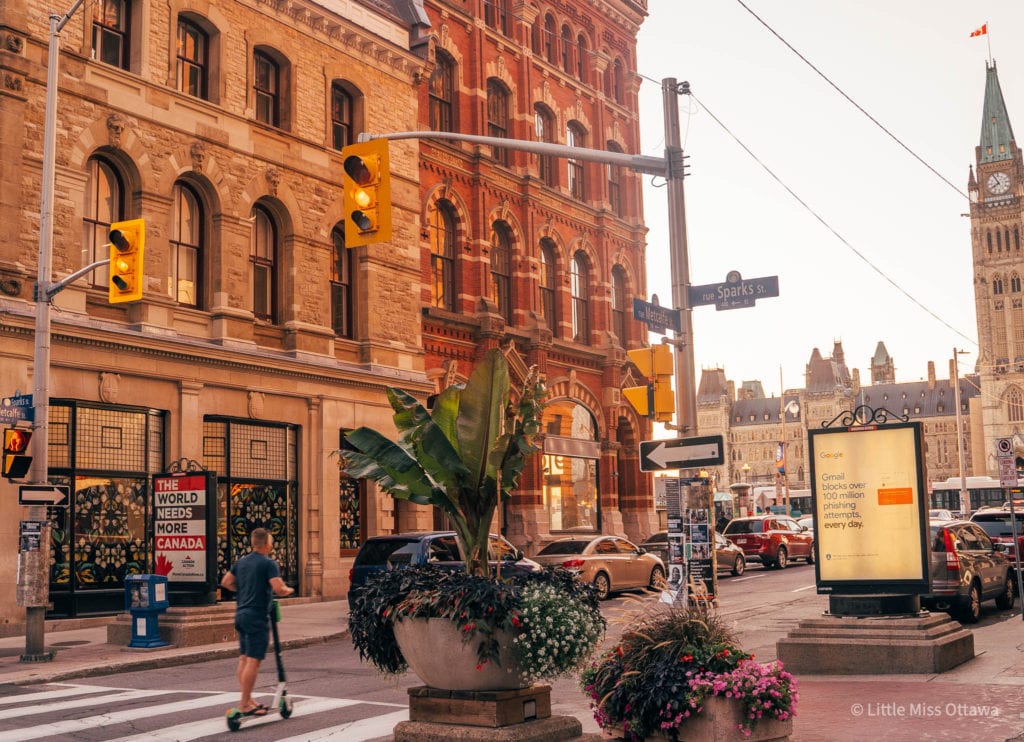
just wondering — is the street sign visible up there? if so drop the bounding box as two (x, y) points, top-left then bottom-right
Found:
(632, 297), (681, 333)
(997, 436), (1014, 458)
(999, 457), (1019, 487)
(639, 434), (724, 472)
(0, 394), (33, 425)
(19, 484), (70, 507)
(688, 271), (779, 312)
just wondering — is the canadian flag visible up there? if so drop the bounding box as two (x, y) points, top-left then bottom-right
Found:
(970, 24), (987, 38)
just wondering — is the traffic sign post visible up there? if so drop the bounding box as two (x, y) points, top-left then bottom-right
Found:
(19, 485), (70, 507)
(639, 434), (724, 472)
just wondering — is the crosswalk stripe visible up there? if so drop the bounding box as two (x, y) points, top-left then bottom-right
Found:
(274, 708), (410, 741)
(108, 696), (365, 742)
(3, 691), (238, 741)
(0, 683), (124, 707)
(0, 689), (166, 721)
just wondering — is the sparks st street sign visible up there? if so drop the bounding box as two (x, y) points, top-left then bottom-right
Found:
(632, 298), (681, 334)
(688, 272), (779, 312)
(19, 485), (70, 507)
(639, 435), (724, 472)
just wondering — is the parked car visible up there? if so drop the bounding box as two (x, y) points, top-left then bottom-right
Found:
(639, 531), (746, 576)
(920, 519), (1015, 623)
(929, 508), (956, 521)
(722, 515), (814, 569)
(347, 531), (542, 609)
(532, 535), (665, 600)
(970, 509), (1024, 566)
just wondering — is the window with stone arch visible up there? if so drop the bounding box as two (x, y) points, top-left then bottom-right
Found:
(560, 25), (574, 74)
(84, 155), (124, 290)
(176, 15), (209, 99)
(429, 200), (457, 311)
(1012, 272), (1022, 293)
(606, 140), (624, 216)
(169, 181), (203, 307)
(576, 33), (589, 83)
(330, 82), (356, 150)
(571, 250), (590, 343)
(250, 203), (278, 322)
(543, 14), (557, 64)
(612, 57), (625, 103)
(994, 274), (1005, 295)
(429, 51), (455, 133)
(539, 238), (558, 332)
(254, 47), (290, 129)
(611, 265), (628, 343)
(490, 221), (513, 324)
(535, 104), (556, 186)
(487, 79), (510, 166)
(567, 122), (586, 200)
(331, 224), (355, 338)
(1008, 387), (1024, 422)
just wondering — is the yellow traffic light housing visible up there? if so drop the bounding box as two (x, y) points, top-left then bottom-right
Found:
(342, 139), (392, 247)
(624, 345), (675, 423)
(108, 218), (145, 303)
(3, 427), (32, 479)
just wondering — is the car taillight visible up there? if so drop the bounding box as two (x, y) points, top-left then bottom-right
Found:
(943, 529), (959, 572)
(562, 559), (585, 569)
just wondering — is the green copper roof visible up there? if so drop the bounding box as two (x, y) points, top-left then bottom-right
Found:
(980, 61), (1015, 164)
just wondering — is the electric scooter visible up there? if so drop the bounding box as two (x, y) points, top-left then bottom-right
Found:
(226, 600), (293, 732)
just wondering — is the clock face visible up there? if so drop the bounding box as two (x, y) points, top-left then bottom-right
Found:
(987, 171), (1011, 195)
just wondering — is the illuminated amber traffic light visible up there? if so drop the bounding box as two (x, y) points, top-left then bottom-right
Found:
(3, 427), (32, 479)
(342, 139), (392, 247)
(108, 218), (145, 303)
(624, 345), (675, 423)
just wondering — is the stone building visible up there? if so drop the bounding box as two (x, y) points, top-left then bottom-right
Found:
(0, 0), (430, 620)
(409, 0), (658, 551)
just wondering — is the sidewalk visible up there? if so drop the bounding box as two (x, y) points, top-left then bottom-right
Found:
(1, 601), (1023, 740)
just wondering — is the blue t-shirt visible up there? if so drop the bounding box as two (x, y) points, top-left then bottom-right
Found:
(230, 551), (280, 618)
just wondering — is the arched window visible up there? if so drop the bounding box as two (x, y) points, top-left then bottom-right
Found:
(254, 49), (280, 126)
(567, 123), (586, 200)
(429, 52), (455, 132)
(576, 34), (588, 82)
(176, 16), (208, 98)
(1013, 273), (1022, 293)
(1009, 387), (1024, 422)
(251, 204), (277, 321)
(490, 221), (512, 323)
(331, 225), (354, 338)
(330, 83), (353, 150)
(611, 265), (628, 342)
(93, 0), (130, 69)
(987, 230), (993, 254)
(535, 104), (555, 186)
(560, 25), (573, 73)
(487, 79), (510, 165)
(531, 21), (542, 55)
(612, 58), (625, 103)
(998, 230), (1003, 252)
(539, 239), (557, 330)
(84, 156), (123, 289)
(541, 399), (599, 531)
(170, 182), (202, 307)
(571, 251), (590, 343)
(994, 274), (1005, 295)
(607, 141), (623, 215)
(429, 200), (457, 311)
(543, 14), (557, 64)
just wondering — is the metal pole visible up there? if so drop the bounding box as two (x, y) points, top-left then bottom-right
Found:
(663, 78), (697, 434)
(953, 348), (970, 516)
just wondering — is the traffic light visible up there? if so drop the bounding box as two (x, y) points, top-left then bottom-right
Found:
(108, 218), (145, 303)
(342, 139), (392, 247)
(3, 427), (32, 479)
(624, 345), (675, 423)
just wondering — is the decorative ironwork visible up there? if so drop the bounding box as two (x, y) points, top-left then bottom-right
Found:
(822, 404), (909, 428)
(166, 458), (207, 473)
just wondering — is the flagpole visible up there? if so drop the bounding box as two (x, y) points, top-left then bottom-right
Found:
(987, 23), (992, 64)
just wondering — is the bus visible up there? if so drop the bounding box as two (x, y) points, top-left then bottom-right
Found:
(930, 476), (1023, 512)
(755, 486), (811, 517)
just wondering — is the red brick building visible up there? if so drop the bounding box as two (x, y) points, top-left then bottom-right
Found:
(412, 0), (658, 550)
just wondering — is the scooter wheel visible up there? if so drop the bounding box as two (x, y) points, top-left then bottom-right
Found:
(226, 710), (242, 732)
(280, 698), (293, 719)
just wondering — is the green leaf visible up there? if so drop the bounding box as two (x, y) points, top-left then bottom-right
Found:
(456, 349), (509, 492)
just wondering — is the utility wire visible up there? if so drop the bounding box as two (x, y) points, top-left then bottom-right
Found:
(733, 0), (969, 201)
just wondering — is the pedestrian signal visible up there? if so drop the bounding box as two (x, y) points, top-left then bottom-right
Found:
(3, 427), (32, 479)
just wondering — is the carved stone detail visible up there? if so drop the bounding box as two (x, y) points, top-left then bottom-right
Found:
(99, 372), (121, 403)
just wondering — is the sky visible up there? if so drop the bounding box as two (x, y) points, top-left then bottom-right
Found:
(635, 1), (1024, 399)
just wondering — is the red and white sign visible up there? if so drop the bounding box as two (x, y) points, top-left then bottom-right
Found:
(153, 474), (209, 582)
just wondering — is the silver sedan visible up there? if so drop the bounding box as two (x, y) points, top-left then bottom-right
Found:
(532, 535), (666, 600)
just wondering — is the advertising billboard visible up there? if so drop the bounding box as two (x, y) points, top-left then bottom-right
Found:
(810, 422), (929, 595)
(152, 470), (218, 603)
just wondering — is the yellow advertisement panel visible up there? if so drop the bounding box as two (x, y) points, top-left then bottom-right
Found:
(813, 425), (927, 584)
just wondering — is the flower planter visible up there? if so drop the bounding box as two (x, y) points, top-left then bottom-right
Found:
(392, 616), (529, 691)
(645, 696), (792, 742)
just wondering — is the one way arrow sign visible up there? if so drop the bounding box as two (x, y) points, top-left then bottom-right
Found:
(19, 485), (70, 507)
(639, 435), (724, 472)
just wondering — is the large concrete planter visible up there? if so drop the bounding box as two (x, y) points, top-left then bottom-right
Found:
(392, 616), (529, 691)
(643, 696), (792, 741)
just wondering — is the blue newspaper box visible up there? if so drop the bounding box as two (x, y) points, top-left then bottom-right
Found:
(125, 574), (170, 648)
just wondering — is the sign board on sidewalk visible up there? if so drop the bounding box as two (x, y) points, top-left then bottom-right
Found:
(999, 457), (1019, 487)
(153, 471), (217, 589)
(639, 434), (724, 472)
(19, 484), (69, 507)
(688, 271), (779, 312)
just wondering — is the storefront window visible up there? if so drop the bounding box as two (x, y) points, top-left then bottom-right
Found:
(542, 399), (600, 531)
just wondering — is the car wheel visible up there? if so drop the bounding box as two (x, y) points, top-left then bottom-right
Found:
(593, 572), (611, 601)
(648, 565), (666, 590)
(996, 574), (1016, 610)
(732, 555), (745, 576)
(775, 547), (788, 570)
(957, 582), (982, 623)
(806, 543), (815, 565)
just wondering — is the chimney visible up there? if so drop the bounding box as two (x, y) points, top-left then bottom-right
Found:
(927, 361), (936, 390)
(851, 368), (861, 395)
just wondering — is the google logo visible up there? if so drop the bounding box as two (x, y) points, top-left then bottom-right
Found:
(819, 451), (844, 459)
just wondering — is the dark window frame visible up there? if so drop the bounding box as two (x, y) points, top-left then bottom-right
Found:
(254, 50), (280, 126)
(176, 16), (208, 99)
(169, 181), (203, 307)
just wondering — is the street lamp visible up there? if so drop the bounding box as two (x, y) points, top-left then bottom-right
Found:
(742, 463), (751, 482)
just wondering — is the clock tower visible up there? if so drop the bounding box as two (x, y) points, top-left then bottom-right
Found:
(969, 61), (1024, 475)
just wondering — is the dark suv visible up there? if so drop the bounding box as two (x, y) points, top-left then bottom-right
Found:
(920, 520), (1015, 623)
(722, 515), (813, 569)
(347, 531), (542, 609)
(970, 508), (1024, 567)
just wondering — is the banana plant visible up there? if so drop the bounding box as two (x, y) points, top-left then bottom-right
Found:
(339, 349), (546, 577)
